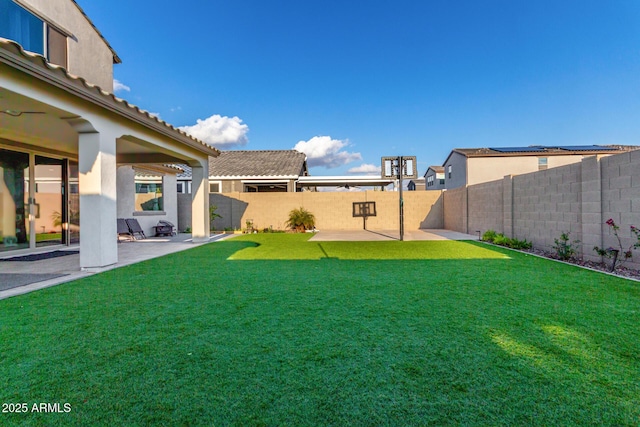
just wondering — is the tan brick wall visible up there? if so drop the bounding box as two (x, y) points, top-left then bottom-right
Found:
(600, 150), (640, 269)
(179, 150), (640, 269)
(443, 187), (467, 232)
(467, 180), (503, 236)
(180, 190), (444, 232)
(512, 162), (582, 250)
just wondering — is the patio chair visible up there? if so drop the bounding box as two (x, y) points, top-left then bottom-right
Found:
(125, 218), (146, 239)
(117, 218), (134, 242)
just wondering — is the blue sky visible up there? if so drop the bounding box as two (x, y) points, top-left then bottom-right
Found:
(81, 0), (640, 176)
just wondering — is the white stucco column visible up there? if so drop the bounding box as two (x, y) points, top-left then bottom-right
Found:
(191, 159), (209, 242)
(78, 130), (118, 269)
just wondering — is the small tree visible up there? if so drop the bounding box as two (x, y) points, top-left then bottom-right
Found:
(209, 205), (222, 231)
(286, 207), (315, 232)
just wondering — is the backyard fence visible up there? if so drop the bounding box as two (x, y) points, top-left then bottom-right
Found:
(177, 149), (640, 268)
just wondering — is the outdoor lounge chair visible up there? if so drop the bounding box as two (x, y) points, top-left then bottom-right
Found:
(125, 218), (146, 239)
(117, 218), (134, 242)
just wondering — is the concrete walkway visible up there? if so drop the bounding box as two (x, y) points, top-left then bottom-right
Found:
(0, 233), (231, 300)
(309, 229), (479, 241)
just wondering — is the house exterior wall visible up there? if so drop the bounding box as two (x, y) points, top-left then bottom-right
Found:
(424, 169), (445, 190)
(19, 0), (115, 90)
(458, 154), (607, 188)
(117, 166), (178, 237)
(443, 152), (467, 189)
(179, 190), (444, 232)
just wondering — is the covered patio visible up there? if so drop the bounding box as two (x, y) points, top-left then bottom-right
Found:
(0, 233), (230, 300)
(0, 38), (218, 270)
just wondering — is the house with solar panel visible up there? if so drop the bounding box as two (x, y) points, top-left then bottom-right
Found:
(441, 145), (638, 189)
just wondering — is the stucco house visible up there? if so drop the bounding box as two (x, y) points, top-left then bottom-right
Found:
(407, 177), (425, 191)
(178, 150), (309, 193)
(441, 145), (637, 189)
(424, 166), (445, 190)
(0, 0), (218, 269)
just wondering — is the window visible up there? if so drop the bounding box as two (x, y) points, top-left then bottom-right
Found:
(448, 165), (452, 179)
(209, 182), (221, 193)
(427, 175), (434, 187)
(0, 0), (67, 67)
(135, 180), (163, 211)
(176, 182), (183, 193)
(0, 0), (44, 55)
(47, 25), (67, 67)
(538, 157), (548, 171)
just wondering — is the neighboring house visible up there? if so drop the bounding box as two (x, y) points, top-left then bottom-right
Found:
(424, 166), (445, 190)
(178, 150), (309, 193)
(0, 0), (219, 269)
(441, 145), (638, 189)
(407, 177), (425, 191)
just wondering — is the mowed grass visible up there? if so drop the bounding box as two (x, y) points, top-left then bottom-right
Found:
(1, 234), (639, 426)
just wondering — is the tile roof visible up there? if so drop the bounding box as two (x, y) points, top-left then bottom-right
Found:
(177, 150), (308, 179)
(451, 145), (638, 158)
(0, 38), (219, 157)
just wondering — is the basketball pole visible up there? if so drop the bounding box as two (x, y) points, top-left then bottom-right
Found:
(398, 156), (404, 241)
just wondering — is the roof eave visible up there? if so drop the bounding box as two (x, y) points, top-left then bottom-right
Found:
(0, 38), (219, 158)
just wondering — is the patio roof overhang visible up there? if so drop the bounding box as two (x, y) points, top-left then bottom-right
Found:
(0, 37), (219, 164)
(297, 175), (396, 188)
(0, 38), (216, 269)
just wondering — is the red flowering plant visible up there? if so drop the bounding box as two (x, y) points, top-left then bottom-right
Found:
(593, 218), (640, 269)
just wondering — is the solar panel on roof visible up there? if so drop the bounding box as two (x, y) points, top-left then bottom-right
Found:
(555, 145), (617, 151)
(489, 147), (546, 153)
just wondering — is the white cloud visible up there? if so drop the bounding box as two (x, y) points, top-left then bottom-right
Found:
(293, 136), (361, 169)
(113, 79), (130, 93)
(179, 114), (249, 148)
(347, 163), (381, 175)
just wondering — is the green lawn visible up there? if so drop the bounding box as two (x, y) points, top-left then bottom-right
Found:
(1, 234), (639, 426)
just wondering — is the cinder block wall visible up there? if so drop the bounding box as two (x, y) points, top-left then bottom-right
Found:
(178, 190), (444, 232)
(443, 187), (466, 232)
(467, 180), (504, 236)
(448, 151), (640, 269)
(600, 150), (640, 266)
(512, 162), (582, 249)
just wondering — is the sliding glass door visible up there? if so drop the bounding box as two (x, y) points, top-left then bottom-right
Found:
(34, 155), (63, 248)
(0, 148), (75, 253)
(0, 148), (29, 252)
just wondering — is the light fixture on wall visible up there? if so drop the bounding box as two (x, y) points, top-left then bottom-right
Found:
(1, 109), (45, 117)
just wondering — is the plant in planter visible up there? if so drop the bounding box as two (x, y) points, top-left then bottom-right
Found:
(286, 207), (316, 232)
(552, 231), (581, 261)
(593, 218), (640, 270)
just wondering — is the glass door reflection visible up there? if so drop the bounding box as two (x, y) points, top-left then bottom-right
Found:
(0, 148), (29, 252)
(34, 156), (63, 248)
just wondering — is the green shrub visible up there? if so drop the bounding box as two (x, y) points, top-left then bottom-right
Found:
(482, 230), (498, 243)
(508, 238), (532, 250)
(484, 231), (532, 250)
(553, 231), (580, 261)
(286, 207), (316, 232)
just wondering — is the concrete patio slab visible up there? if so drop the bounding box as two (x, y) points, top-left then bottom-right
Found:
(309, 229), (479, 242)
(0, 233), (232, 300)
